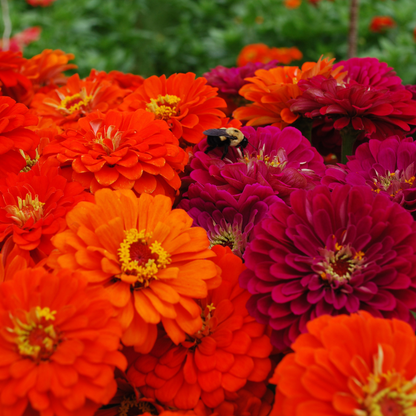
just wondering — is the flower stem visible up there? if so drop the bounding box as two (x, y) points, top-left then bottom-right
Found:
(348, 0), (359, 58)
(340, 126), (360, 164)
(1, 0), (11, 51)
(292, 117), (313, 143)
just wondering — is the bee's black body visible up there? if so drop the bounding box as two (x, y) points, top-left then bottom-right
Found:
(203, 128), (249, 160)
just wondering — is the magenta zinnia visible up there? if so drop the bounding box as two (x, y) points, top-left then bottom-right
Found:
(240, 184), (416, 350)
(189, 126), (325, 203)
(322, 136), (416, 211)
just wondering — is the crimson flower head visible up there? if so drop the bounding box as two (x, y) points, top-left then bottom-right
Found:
(178, 183), (280, 257)
(291, 76), (416, 141)
(241, 184), (416, 351)
(190, 125), (325, 203)
(323, 136), (416, 212)
(333, 57), (404, 92)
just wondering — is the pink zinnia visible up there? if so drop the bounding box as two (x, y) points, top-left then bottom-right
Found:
(189, 126), (325, 203)
(322, 136), (416, 211)
(240, 184), (416, 350)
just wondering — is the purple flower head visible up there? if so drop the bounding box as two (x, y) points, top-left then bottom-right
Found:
(334, 57), (404, 92)
(240, 184), (416, 350)
(203, 61), (279, 95)
(189, 126), (325, 204)
(322, 136), (416, 211)
(178, 183), (280, 257)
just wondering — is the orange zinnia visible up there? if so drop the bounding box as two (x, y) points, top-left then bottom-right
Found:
(0, 268), (126, 416)
(48, 189), (221, 353)
(127, 246), (272, 409)
(30, 73), (127, 129)
(284, 0), (301, 9)
(87, 69), (145, 91)
(270, 312), (416, 416)
(234, 57), (346, 128)
(119, 72), (226, 144)
(269, 46), (303, 64)
(369, 16), (396, 33)
(0, 96), (39, 176)
(21, 49), (77, 96)
(41, 109), (188, 199)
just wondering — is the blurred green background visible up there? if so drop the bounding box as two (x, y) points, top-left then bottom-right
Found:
(8, 0), (416, 83)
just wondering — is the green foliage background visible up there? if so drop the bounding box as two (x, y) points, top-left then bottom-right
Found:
(8, 0), (416, 84)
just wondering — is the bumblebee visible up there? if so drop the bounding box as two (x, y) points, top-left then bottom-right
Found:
(203, 127), (249, 160)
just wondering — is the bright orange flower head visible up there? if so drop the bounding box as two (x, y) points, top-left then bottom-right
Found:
(48, 189), (222, 353)
(0, 51), (33, 105)
(119, 72), (226, 145)
(234, 56), (346, 128)
(0, 96), (39, 176)
(0, 239), (34, 283)
(284, 0), (301, 9)
(127, 246), (272, 410)
(0, 161), (91, 258)
(21, 49), (77, 95)
(269, 47), (303, 64)
(41, 109), (188, 199)
(30, 73), (127, 129)
(0, 268), (126, 416)
(369, 16), (396, 33)
(270, 312), (416, 416)
(237, 44), (271, 67)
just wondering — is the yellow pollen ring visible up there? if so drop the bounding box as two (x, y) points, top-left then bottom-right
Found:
(146, 94), (181, 120)
(57, 92), (93, 114)
(118, 229), (171, 286)
(8, 307), (58, 360)
(5, 194), (45, 227)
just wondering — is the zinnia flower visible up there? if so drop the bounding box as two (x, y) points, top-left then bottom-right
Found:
(0, 161), (90, 258)
(0, 267), (126, 416)
(322, 136), (416, 212)
(26, 0), (56, 6)
(290, 76), (416, 141)
(87, 69), (145, 91)
(0, 96), (39, 176)
(270, 312), (416, 416)
(30, 73), (127, 129)
(234, 57), (346, 128)
(119, 72), (226, 145)
(284, 0), (301, 8)
(41, 109), (188, 199)
(369, 16), (396, 33)
(240, 184), (416, 351)
(21, 49), (77, 96)
(127, 246), (272, 409)
(2, 27), (42, 53)
(48, 189), (221, 353)
(333, 57), (404, 92)
(189, 126), (325, 203)
(178, 183), (280, 257)
(0, 51), (33, 105)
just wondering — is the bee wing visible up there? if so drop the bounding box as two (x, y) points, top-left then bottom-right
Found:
(203, 129), (230, 137)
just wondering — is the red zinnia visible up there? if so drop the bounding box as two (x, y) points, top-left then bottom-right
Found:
(128, 246), (272, 410)
(369, 16), (396, 33)
(0, 268), (126, 416)
(119, 72), (226, 145)
(87, 69), (145, 91)
(0, 161), (91, 258)
(0, 96), (39, 176)
(30, 73), (127, 129)
(41, 109), (188, 199)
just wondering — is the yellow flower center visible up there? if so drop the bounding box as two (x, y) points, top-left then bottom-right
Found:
(7, 306), (59, 361)
(118, 229), (171, 288)
(94, 125), (124, 155)
(57, 91), (93, 115)
(5, 194), (45, 227)
(19, 149), (39, 172)
(146, 94), (181, 120)
(355, 346), (416, 416)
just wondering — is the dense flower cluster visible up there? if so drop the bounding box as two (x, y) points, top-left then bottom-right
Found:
(1, 45), (416, 416)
